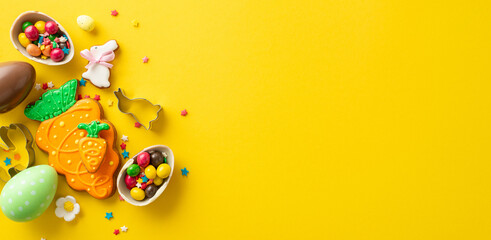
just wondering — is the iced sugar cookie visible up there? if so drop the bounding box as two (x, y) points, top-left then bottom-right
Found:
(80, 40), (118, 88)
(24, 79), (120, 199)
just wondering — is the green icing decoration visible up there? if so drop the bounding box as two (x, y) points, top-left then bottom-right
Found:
(24, 79), (78, 121)
(77, 121), (109, 138)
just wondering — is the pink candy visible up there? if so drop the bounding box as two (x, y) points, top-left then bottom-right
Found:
(45, 21), (58, 35)
(50, 48), (64, 62)
(125, 175), (137, 189)
(24, 26), (39, 41)
(137, 152), (150, 167)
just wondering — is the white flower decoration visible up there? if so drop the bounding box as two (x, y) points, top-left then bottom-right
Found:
(55, 196), (80, 222)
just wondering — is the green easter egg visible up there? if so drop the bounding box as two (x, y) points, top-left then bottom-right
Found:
(127, 164), (141, 177)
(22, 21), (33, 31)
(0, 165), (58, 222)
(48, 35), (56, 41)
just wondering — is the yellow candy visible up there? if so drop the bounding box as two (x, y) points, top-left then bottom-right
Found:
(77, 15), (95, 32)
(157, 164), (171, 179)
(18, 33), (31, 47)
(34, 21), (46, 34)
(153, 176), (164, 186)
(144, 165), (156, 179)
(130, 187), (145, 201)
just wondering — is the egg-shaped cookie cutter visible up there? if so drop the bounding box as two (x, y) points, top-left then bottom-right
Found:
(0, 124), (35, 181)
(114, 88), (162, 130)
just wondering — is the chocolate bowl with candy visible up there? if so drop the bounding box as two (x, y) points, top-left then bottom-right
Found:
(0, 61), (35, 113)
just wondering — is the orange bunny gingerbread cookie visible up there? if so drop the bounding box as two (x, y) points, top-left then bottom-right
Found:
(25, 79), (119, 199)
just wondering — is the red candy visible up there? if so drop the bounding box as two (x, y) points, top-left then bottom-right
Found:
(45, 21), (58, 35)
(141, 182), (148, 190)
(137, 152), (150, 167)
(125, 175), (137, 189)
(24, 26), (39, 41)
(50, 48), (64, 62)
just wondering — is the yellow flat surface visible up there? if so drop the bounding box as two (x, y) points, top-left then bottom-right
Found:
(0, 0), (490, 239)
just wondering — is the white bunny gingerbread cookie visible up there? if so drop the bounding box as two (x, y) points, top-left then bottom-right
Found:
(80, 40), (119, 88)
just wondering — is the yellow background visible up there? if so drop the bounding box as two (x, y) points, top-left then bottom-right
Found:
(0, 0), (489, 239)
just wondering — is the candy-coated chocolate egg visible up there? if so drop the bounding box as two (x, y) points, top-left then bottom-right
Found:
(153, 176), (164, 186)
(150, 152), (164, 167)
(144, 165), (157, 179)
(77, 15), (95, 32)
(126, 164), (140, 177)
(124, 174), (137, 189)
(26, 44), (41, 57)
(18, 33), (31, 47)
(0, 165), (58, 222)
(24, 26), (39, 41)
(137, 152), (150, 167)
(157, 164), (171, 179)
(34, 21), (46, 34)
(50, 48), (64, 62)
(44, 21), (58, 35)
(145, 184), (158, 198)
(22, 21), (33, 31)
(41, 45), (52, 57)
(130, 187), (145, 201)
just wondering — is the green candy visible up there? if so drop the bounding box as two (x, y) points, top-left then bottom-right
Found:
(52, 41), (57, 49)
(32, 40), (38, 45)
(22, 21), (33, 31)
(48, 34), (56, 41)
(127, 164), (140, 177)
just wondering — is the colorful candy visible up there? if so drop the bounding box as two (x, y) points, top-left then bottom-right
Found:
(34, 21), (46, 34)
(24, 25), (39, 41)
(144, 165), (156, 179)
(18, 20), (69, 61)
(26, 44), (41, 57)
(130, 187), (145, 201)
(126, 164), (140, 177)
(157, 163), (171, 179)
(50, 48), (64, 62)
(18, 33), (30, 47)
(137, 152), (150, 167)
(45, 21), (58, 35)
(123, 150), (170, 201)
(21, 21), (33, 31)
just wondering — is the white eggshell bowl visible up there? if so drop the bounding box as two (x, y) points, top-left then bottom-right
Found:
(10, 11), (74, 66)
(117, 145), (174, 206)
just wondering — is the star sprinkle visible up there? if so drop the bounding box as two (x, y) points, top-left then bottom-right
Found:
(134, 122), (142, 128)
(35, 83), (42, 91)
(113, 229), (120, 235)
(121, 135), (129, 142)
(79, 78), (86, 86)
(181, 109), (188, 116)
(142, 56), (149, 63)
(47, 82), (54, 88)
(84, 95), (90, 99)
(142, 176), (149, 183)
(120, 142), (126, 150)
(131, 19), (139, 27)
(122, 150), (129, 158)
(105, 212), (113, 220)
(77, 94), (83, 100)
(108, 100), (113, 106)
(136, 178), (143, 184)
(121, 226), (128, 232)
(181, 167), (189, 176)
(4, 157), (11, 166)
(41, 238), (46, 240)
(58, 36), (67, 42)
(111, 10), (119, 16)
(41, 55), (48, 60)
(119, 195), (125, 201)
(62, 48), (69, 55)
(42, 83), (48, 90)
(14, 154), (20, 160)
(94, 95), (101, 101)
(136, 183), (142, 188)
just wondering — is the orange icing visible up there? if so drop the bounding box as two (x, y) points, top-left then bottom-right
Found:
(35, 99), (119, 199)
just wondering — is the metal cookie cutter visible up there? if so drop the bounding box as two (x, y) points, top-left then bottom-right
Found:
(0, 124), (35, 182)
(114, 88), (162, 130)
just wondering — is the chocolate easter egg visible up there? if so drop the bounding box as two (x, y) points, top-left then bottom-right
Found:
(0, 62), (35, 113)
